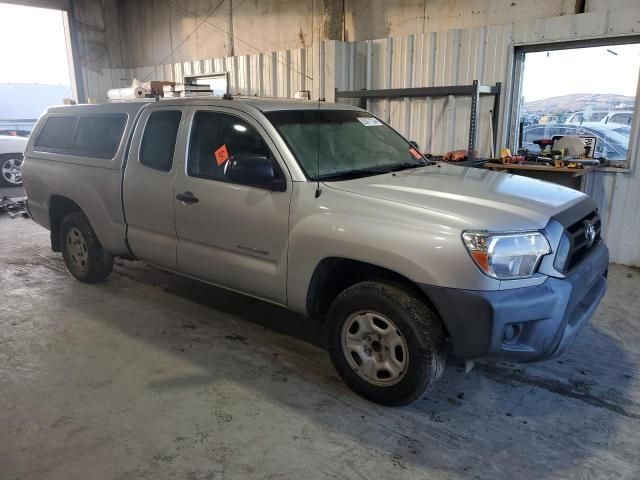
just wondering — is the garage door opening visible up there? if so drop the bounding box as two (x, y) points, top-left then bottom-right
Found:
(510, 40), (640, 168)
(0, 2), (75, 138)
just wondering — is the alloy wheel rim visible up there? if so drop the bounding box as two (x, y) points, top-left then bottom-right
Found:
(1, 157), (23, 185)
(67, 227), (89, 273)
(341, 310), (409, 386)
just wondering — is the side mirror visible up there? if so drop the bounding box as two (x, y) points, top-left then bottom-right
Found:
(409, 140), (420, 151)
(224, 154), (286, 191)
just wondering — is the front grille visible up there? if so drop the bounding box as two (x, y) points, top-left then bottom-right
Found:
(563, 210), (601, 272)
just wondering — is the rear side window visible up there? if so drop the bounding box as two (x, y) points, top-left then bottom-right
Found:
(612, 113), (632, 125)
(35, 114), (127, 159)
(35, 116), (78, 150)
(71, 115), (127, 158)
(139, 111), (182, 172)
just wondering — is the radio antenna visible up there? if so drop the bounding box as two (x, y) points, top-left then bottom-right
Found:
(314, 16), (322, 199)
(315, 99), (322, 198)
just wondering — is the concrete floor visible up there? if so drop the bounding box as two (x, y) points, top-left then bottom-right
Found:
(1, 216), (639, 480)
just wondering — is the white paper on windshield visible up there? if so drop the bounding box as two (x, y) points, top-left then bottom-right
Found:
(357, 117), (383, 126)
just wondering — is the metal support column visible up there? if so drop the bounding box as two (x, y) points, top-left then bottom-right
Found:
(467, 80), (480, 162)
(491, 82), (502, 156)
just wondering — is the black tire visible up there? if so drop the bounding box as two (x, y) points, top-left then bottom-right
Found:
(327, 281), (446, 406)
(60, 211), (114, 283)
(0, 153), (24, 187)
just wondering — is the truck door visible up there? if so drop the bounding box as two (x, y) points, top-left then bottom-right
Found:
(123, 107), (187, 270)
(173, 107), (291, 304)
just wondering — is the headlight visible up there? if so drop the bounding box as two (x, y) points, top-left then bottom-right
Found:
(462, 231), (551, 279)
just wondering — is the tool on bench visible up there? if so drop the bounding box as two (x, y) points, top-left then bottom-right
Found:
(533, 138), (554, 152)
(443, 150), (469, 162)
(496, 148), (526, 165)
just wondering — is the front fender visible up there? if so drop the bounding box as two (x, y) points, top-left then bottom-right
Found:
(286, 183), (500, 314)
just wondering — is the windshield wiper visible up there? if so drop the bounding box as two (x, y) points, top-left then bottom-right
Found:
(317, 168), (387, 181)
(385, 162), (427, 172)
(317, 162), (428, 181)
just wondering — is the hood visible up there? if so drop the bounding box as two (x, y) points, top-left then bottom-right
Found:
(324, 163), (588, 231)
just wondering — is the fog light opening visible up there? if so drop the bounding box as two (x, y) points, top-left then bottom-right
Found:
(503, 323), (522, 345)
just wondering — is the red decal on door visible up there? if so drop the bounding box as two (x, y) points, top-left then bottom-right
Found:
(214, 144), (229, 165)
(409, 147), (422, 160)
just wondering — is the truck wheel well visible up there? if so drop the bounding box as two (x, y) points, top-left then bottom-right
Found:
(306, 257), (444, 329)
(49, 195), (82, 252)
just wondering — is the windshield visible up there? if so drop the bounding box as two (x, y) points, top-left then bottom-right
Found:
(265, 110), (427, 180)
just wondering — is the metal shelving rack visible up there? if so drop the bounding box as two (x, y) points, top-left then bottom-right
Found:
(335, 80), (502, 162)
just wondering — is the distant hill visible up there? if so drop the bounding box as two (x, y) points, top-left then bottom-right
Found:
(523, 93), (635, 114)
(0, 83), (72, 119)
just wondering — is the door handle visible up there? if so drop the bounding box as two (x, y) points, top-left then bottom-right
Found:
(176, 192), (199, 205)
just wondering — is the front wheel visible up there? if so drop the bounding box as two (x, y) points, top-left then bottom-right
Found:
(327, 281), (446, 406)
(60, 212), (114, 283)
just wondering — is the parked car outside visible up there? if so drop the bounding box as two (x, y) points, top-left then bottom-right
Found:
(566, 111), (609, 124)
(538, 114), (559, 125)
(601, 110), (633, 126)
(520, 113), (539, 126)
(602, 123), (631, 137)
(0, 134), (27, 187)
(23, 98), (609, 405)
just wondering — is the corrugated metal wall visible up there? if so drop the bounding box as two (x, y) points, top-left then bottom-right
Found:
(334, 25), (514, 157)
(81, 6), (640, 266)
(83, 46), (320, 102)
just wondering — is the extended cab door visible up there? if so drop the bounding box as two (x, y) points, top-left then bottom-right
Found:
(123, 107), (187, 269)
(173, 107), (292, 304)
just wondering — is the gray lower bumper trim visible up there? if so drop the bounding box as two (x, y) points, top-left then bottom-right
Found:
(421, 243), (609, 362)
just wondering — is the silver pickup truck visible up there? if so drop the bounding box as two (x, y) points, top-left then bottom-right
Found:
(23, 97), (609, 406)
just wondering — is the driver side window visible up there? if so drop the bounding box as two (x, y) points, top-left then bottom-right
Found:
(187, 111), (272, 181)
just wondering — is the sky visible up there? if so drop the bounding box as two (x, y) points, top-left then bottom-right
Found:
(522, 44), (640, 102)
(0, 3), (71, 86)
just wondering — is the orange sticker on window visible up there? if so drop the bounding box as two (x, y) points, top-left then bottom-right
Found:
(409, 147), (422, 160)
(214, 144), (229, 165)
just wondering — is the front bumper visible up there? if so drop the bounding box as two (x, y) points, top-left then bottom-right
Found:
(421, 243), (609, 362)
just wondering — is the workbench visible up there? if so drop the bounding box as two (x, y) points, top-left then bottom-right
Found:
(483, 162), (598, 190)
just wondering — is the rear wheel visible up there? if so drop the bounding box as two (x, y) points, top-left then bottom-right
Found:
(0, 154), (23, 187)
(60, 212), (113, 283)
(327, 281), (446, 406)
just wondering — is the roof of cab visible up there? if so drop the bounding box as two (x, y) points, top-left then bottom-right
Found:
(44, 96), (362, 116)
